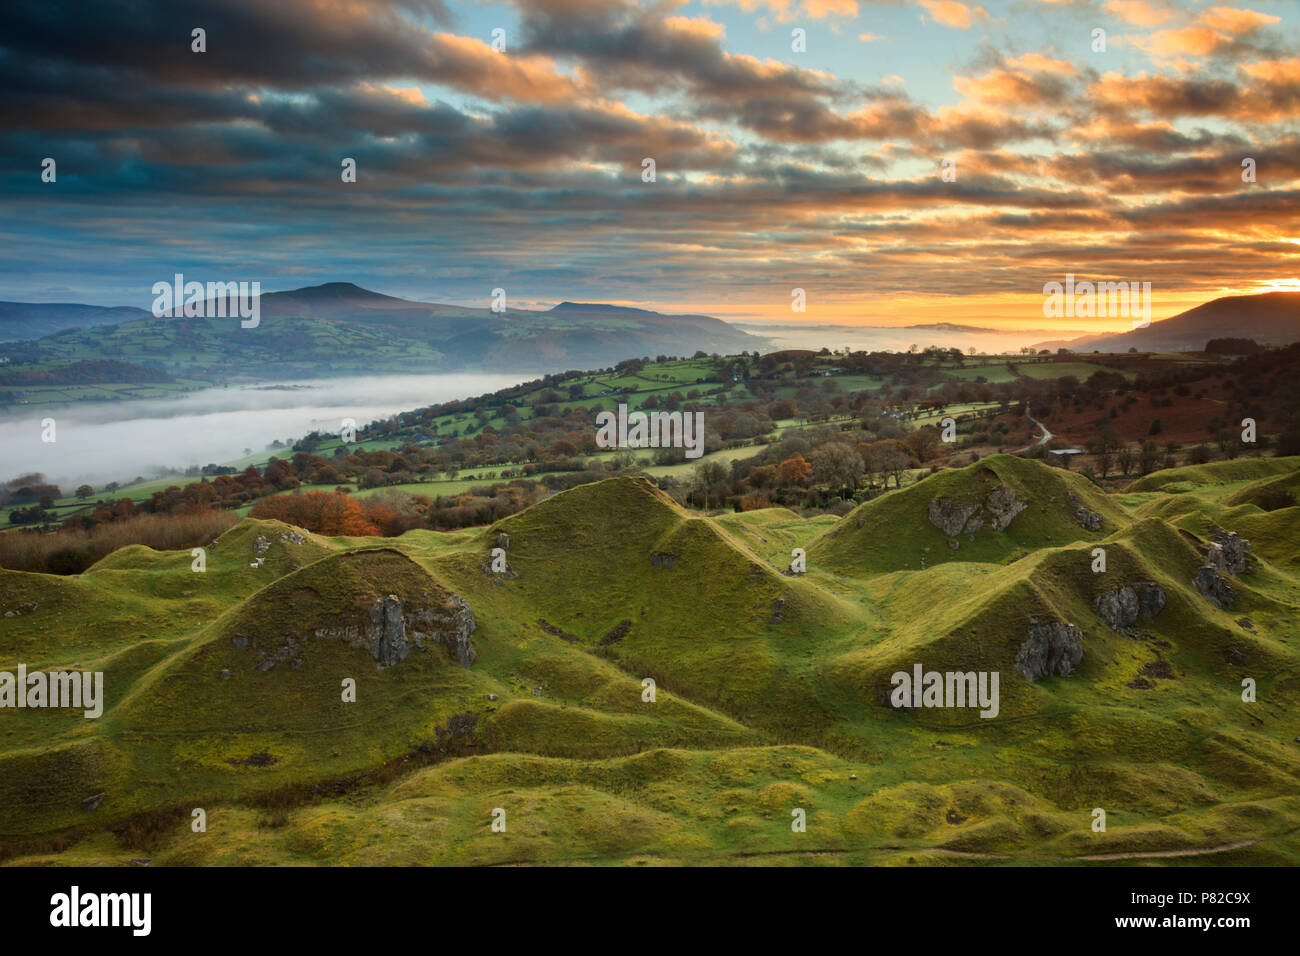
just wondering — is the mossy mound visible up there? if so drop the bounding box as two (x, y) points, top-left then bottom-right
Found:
(813, 455), (1125, 575)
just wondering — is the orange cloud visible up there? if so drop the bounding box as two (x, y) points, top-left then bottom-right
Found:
(663, 16), (727, 40)
(919, 0), (988, 30)
(1135, 6), (1282, 61)
(1199, 6), (1281, 34)
(430, 34), (581, 103)
(1103, 0), (1172, 27)
(954, 56), (1076, 106)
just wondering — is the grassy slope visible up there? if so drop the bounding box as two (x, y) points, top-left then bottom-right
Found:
(2, 458), (1298, 865)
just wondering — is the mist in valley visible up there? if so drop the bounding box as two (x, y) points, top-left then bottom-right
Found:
(0, 373), (526, 491)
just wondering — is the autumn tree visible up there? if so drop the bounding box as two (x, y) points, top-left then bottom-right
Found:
(777, 454), (812, 487)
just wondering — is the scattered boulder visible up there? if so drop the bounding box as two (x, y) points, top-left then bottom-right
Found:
(1094, 582), (1166, 631)
(1016, 619), (1084, 681)
(82, 792), (106, 811)
(985, 486), (1028, 531)
(1205, 527), (1251, 575)
(1067, 494), (1102, 531)
(1137, 582), (1167, 619)
(928, 498), (978, 537)
(1195, 565), (1234, 609)
(1193, 528), (1249, 609)
(650, 552), (680, 568)
(278, 529), (305, 545)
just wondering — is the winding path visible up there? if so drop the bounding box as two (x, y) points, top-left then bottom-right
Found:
(1011, 405), (1053, 453)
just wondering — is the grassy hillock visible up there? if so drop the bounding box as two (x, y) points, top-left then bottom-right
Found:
(812, 454), (1125, 574)
(1, 456), (1298, 866)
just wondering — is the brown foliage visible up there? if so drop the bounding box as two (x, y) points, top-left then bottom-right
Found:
(0, 509), (239, 574)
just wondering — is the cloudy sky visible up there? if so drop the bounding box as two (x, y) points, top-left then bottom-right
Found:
(1, 0), (1296, 332)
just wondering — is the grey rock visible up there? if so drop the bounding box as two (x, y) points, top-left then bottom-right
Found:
(232, 634), (248, 649)
(1095, 582), (1166, 631)
(409, 595), (477, 668)
(1206, 527), (1251, 575)
(985, 486), (1028, 531)
(220, 668), (231, 679)
(650, 552), (680, 568)
(1068, 494), (1103, 531)
(928, 498), (978, 537)
(948, 539), (960, 550)
(1016, 619), (1084, 681)
(1195, 565), (1234, 609)
(369, 594), (410, 667)
(1137, 582), (1167, 618)
(1095, 586), (1139, 631)
(253, 535), (270, 555)
(82, 792), (106, 811)
(496, 532), (510, 550)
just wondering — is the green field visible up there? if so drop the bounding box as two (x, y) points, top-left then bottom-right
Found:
(2, 453), (1297, 865)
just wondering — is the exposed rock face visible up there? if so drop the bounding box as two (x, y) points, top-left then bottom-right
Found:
(1094, 582), (1166, 631)
(1016, 619), (1084, 681)
(1194, 527), (1250, 608)
(1138, 582), (1167, 618)
(985, 486), (1028, 531)
(928, 499), (978, 536)
(369, 594), (410, 666)
(1205, 527), (1250, 575)
(239, 592), (477, 671)
(253, 535), (270, 555)
(1066, 494), (1102, 531)
(1195, 566), (1235, 609)
(929, 485), (1027, 537)
(496, 533), (510, 550)
(410, 595), (477, 668)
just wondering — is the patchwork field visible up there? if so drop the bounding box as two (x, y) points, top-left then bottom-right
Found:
(1, 455), (1297, 865)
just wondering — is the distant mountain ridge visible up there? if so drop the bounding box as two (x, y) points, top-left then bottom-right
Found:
(0, 283), (764, 379)
(1034, 291), (1300, 352)
(0, 301), (149, 343)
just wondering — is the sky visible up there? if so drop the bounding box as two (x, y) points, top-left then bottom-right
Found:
(1, 0), (1296, 333)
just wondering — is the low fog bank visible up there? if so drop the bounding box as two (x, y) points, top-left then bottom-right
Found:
(735, 324), (1096, 355)
(0, 373), (525, 491)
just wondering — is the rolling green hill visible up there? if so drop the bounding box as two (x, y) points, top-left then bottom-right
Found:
(1, 283), (763, 384)
(1, 456), (1298, 866)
